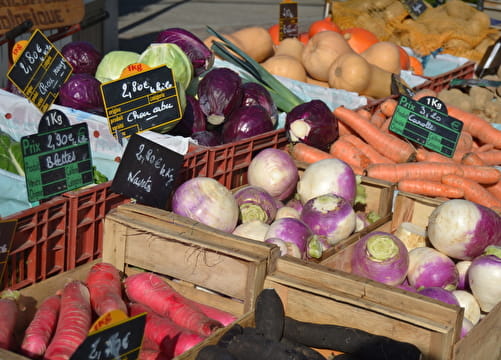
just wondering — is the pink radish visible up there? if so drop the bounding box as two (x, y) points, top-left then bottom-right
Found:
(0, 289), (20, 350)
(21, 294), (61, 357)
(85, 262), (128, 316)
(124, 272), (223, 336)
(129, 302), (206, 357)
(44, 280), (92, 360)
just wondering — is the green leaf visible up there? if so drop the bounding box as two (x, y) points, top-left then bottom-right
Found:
(0, 132), (25, 176)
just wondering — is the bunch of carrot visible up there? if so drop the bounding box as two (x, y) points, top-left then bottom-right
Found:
(1, 262), (237, 360)
(289, 89), (501, 210)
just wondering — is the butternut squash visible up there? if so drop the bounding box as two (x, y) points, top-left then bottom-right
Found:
(230, 26), (274, 62)
(262, 55), (307, 82)
(274, 37), (305, 62)
(328, 52), (393, 99)
(360, 41), (402, 74)
(301, 30), (354, 82)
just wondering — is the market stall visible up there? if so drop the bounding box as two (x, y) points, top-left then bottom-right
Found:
(1, 0), (501, 359)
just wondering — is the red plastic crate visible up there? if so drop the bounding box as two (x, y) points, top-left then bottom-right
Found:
(417, 60), (476, 93)
(203, 128), (289, 189)
(2, 196), (69, 290)
(63, 181), (131, 269)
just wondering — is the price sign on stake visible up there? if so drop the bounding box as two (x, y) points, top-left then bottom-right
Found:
(0, 219), (17, 284)
(21, 109), (93, 203)
(7, 29), (72, 113)
(110, 133), (184, 209)
(70, 312), (146, 360)
(279, 0), (298, 41)
(101, 65), (183, 140)
(389, 95), (463, 157)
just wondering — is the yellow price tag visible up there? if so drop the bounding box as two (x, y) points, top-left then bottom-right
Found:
(89, 309), (129, 334)
(12, 40), (28, 63)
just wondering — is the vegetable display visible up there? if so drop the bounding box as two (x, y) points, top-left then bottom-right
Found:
(2, 262), (237, 359)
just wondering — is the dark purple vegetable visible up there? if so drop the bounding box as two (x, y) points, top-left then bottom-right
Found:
(285, 100), (339, 152)
(233, 185), (278, 224)
(222, 105), (274, 143)
(351, 231), (409, 286)
(418, 287), (460, 306)
(155, 27), (214, 76)
(300, 193), (356, 246)
(197, 67), (243, 126)
(172, 94), (206, 137)
(61, 41), (102, 75)
(58, 73), (104, 114)
(191, 130), (222, 147)
(240, 82), (278, 125)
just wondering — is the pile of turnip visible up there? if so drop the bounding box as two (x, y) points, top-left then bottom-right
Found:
(342, 198), (501, 338)
(171, 148), (381, 260)
(0, 262), (237, 360)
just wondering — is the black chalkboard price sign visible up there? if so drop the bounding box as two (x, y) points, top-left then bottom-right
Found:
(279, 0), (298, 41)
(389, 95), (463, 157)
(21, 109), (93, 203)
(70, 312), (146, 360)
(110, 133), (184, 209)
(0, 219), (17, 284)
(7, 29), (72, 113)
(101, 66), (183, 140)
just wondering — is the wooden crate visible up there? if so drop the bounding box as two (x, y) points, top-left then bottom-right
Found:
(176, 254), (463, 360)
(0, 201), (280, 359)
(320, 191), (501, 360)
(102, 203), (280, 315)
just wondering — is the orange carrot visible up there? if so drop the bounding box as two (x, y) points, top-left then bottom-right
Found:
(379, 97), (398, 117)
(397, 179), (464, 199)
(485, 180), (501, 202)
(288, 142), (333, 164)
(338, 121), (357, 136)
(441, 173), (501, 208)
(445, 106), (501, 149)
(365, 162), (460, 183)
(342, 134), (395, 164)
(473, 149), (501, 166)
(412, 88), (438, 100)
(476, 143), (495, 152)
(415, 148), (456, 163)
(456, 131), (473, 153)
(329, 137), (371, 170)
(334, 106), (416, 163)
(461, 152), (486, 166)
(356, 108), (372, 120)
(369, 109), (387, 129)
(459, 164), (501, 184)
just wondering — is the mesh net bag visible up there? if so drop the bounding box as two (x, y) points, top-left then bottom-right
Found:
(330, 0), (500, 62)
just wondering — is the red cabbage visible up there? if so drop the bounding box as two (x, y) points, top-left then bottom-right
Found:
(58, 73), (104, 114)
(221, 105), (274, 143)
(240, 82), (278, 125)
(190, 130), (222, 147)
(61, 41), (102, 75)
(171, 94), (206, 137)
(285, 99), (339, 152)
(197, 67), (243, 126)
(155, 27), (214, 76)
